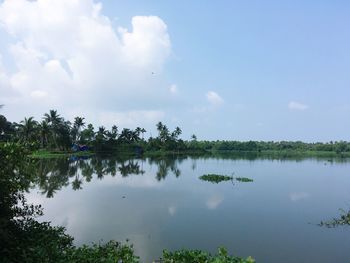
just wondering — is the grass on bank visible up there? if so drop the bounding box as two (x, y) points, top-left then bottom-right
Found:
(29, 147), (350, 160)
(29, 149), (95, 158)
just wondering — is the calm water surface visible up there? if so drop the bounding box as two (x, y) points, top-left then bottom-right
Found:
(26, 155), (350, 262)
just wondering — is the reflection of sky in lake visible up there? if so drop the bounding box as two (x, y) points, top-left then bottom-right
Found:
(26, 157), (350, 263)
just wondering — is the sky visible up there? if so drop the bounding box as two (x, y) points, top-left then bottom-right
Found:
(0, 0), (350, 142)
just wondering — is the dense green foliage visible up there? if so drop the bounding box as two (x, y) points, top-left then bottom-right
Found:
(162, 247), (255, 263)
(1, 109), (350, 156)
(65, 241), (139, 263)
(187, 140), (350, 154)
(0, 110), (186, 153)
(199, 174), (233, 183)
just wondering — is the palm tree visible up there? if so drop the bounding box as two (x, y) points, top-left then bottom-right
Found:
(108, 125), (118, 141)
(120, 128), (132, 143)
(111, 125), (118, 135)
(156, 122), (164, 134)
(44, 110), (63, 149)
(44, 110), (62, 125)
(131, 130), (140, 142)
(96, 126), (107, 141)
(73, 116), (85, 143)
(19, 117), (37, 143)
(140, 128), (146, 140)
(172, 126), (182, 140)
(135, 127), (142, 137)
(38, 120), (50, 148)
(82, 123), (95, 142)
(156, 121), (169, 143)
(160, 125), (169, 142)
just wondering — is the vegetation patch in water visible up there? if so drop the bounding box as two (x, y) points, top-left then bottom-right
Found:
(235, 177), (254, 183)
(319, 209), (350, 228)
(162, 247), (255, 263)
(199, 174), (233, 183)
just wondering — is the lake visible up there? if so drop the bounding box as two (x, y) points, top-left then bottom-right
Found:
(26, 154), (350, 262)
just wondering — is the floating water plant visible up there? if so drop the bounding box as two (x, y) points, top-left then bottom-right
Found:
(319, 209), (350, 228)
(235, 177), (254, 183)
(199, 174), (233, 183)
(199, 174), (254, 184)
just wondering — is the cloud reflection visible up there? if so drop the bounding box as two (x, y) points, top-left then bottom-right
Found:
(290, 192), (310, 202)
(206, 195), (224, 209)
(168, 206), (177, 216)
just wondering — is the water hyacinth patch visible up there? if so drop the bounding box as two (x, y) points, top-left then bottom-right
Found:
(199, 174), (234, 183)
(235, 177), (254, 183)
(319, 209), (350, 228)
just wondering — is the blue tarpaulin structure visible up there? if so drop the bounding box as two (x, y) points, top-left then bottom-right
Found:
(71, 144), (89, 152)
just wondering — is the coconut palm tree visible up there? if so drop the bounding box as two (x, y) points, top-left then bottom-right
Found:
(96, 126), (107, 141)
(131, 130), (140, 142)
(172, 126), (182, 140)
(19, 117), (37, 143)
(44, 110), (62, 125)
(44, 110), (63, 149)
(140, 128), (146, 140)
(107, 125), (118, 141)
(156, 122), (164, 134)
(120, 128), (132, 143)
(38, 120), (50, 148)
(73, 116), (85, 143)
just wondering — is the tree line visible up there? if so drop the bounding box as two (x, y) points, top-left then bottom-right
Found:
(1, 109), (350, 154)
(0, 109), (186, 153)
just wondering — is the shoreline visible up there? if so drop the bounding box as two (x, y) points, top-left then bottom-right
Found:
(29, 148), (350, 159)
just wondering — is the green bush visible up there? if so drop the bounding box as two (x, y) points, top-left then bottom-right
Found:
(162, 247), (255, 263)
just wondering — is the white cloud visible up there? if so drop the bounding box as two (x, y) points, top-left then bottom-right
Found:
(206, 91), (224, 106)
(118, 16), (170, 69)
(169, 84), (178, 94)
(288, 101), (309, 111)
(0, 0), (171, 125)
(30, 90), (48, 99)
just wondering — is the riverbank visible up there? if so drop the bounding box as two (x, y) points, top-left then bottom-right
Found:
(28, 148), (350, 159)
(29, 149), (95, 159)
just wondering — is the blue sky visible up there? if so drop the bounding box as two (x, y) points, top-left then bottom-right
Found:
(0, 0), (349, 141)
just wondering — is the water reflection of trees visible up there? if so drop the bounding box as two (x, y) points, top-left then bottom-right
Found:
(186, 151), (350, 164)
(32, 155), (185, 197)
(32, 152), (343, 198)
(147, 156), (184, 181)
